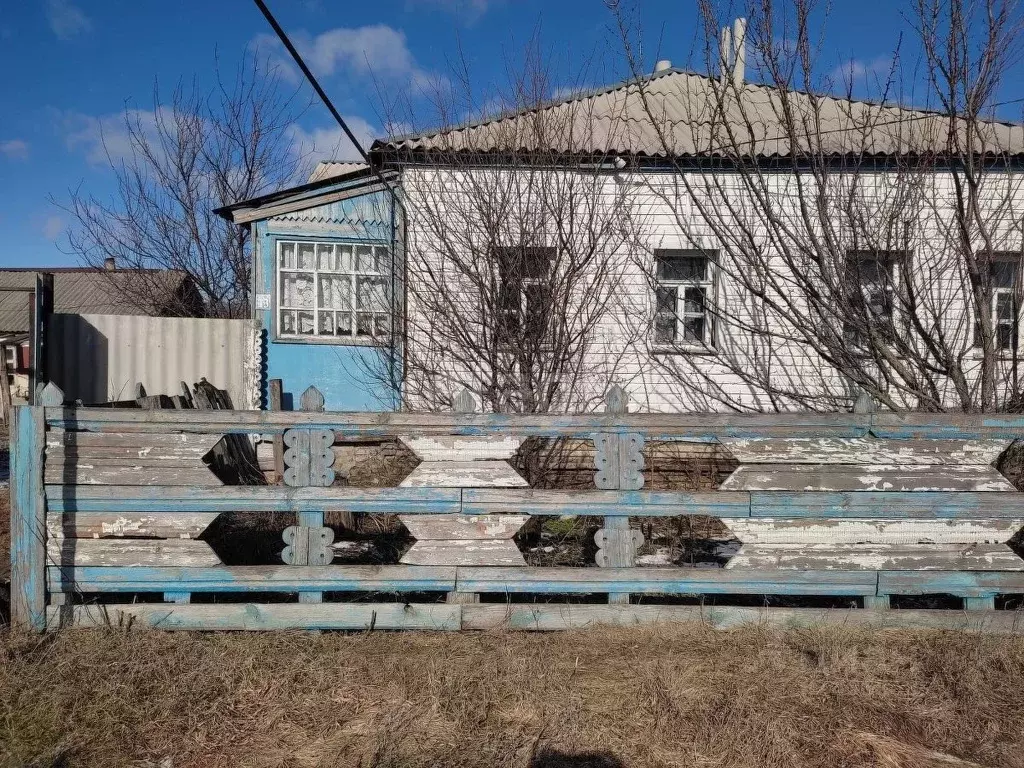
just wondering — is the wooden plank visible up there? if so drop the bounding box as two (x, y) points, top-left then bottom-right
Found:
(871, 413), (1024, 440)
(46, 431), (221, 455)
(399, 514), (528, 540)
(10, 406), (47, 631)
(47, 565), (458, 593)
(720, 438), (1011, 465)
(453, 567), (878, 595)
(750, 491), (1024, 519)
(721, 464), (1014, 492)
(400, 540), (526, 566)
(45, 462), (222, 486)
(878, 570), (1024, 597)
(399, 435), (521, 461)
(725, 543), (1024, 571)
(399, 460), (528, 488)
(47, 407), (873, 440)
(0, 345), (12, 424)
(46, 451), (216, 468)
(268, 379), (285, 483)
(463, 489), (753, 517)
(46, 511), (219, 539)
(47, 603), (463, 631)
(725, 518), (1024, 545)
(46, 538), (222, 567)
(46, 485), (462, 515)
(460, 604), (1024, 633)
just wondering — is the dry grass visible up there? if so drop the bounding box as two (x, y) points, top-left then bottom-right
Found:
(2, 624), (1024, 768)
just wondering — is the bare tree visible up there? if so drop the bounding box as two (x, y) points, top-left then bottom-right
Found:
(613, 0), (1024, 412)
(369, 48), (648, 415)
(60, 54), (307, 318)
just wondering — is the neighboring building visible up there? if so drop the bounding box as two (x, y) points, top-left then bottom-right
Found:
(216, 61), (1024, 412)
(0, 262), (203, 401)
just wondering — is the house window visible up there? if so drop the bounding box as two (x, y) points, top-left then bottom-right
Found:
(276, 240), (389, 341)
(843, 251), (900, 348)
(975, 254), (1020, 351)
(654, 250), (715, 347)
(494, 246), (554, 340)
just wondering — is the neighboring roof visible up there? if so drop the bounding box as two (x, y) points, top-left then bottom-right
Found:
(308, 161), (369, 183)
(371, 68), (1024, 160)
(0, 268), (196, 334)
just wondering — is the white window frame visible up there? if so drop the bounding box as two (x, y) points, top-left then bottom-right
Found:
(973, 253), (1020, 353)
(653, 249), (717, 350)
(274, 238), (390, 344)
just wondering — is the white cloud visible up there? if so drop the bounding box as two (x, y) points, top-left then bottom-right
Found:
(42, 215), (65, 241)
(250, 24), (440, 91)
(288, 118), (377, 166)
(830, 56), (894, 89)
(59, 109), (162, 165)
(46, 0), (92, 40)
(0, 139), (29, 161)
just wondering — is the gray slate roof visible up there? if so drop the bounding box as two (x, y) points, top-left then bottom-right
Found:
(0, 269), (198, 335)
(372, 68), (1024, 159)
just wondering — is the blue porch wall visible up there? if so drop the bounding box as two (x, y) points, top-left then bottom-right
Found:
(254, 184), (401, 411)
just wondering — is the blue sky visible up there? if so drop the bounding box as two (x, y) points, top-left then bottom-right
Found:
(0, 0), (1021, 269)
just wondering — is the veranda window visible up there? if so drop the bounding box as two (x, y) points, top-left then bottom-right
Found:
(654, 249), (716, 348)
(843, 250), (901, 348)
(277, 240), (389, 341)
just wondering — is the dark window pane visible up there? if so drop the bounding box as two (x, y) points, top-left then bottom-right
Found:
(683, 317), (705, 343)
(524, 283), (550, 336)
(997, 323), (1015, 350)
(991, 259), (1018, 288)
(656, 251), (707, 281)
(495, 246), (553, 281)
(683, 286), (706, 315)
(655, 315), (676, 344)
(656, 286), (677, 313)
(996, 292), (1015, 321)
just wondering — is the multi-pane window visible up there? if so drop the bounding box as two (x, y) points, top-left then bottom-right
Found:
(654, 249), (715, 347)
(276, 240), (389, 341)
(975, 255), (1020, 351)
(494, 246), (554, 340)
(843, 251), (899, 348)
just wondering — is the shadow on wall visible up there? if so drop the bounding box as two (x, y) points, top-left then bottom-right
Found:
(48, 315), (110, 404)
(530, 750), (624, 768)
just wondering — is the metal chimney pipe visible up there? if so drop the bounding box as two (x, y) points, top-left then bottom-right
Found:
(720, 26), (732, 85)
(732, 17), (747, 89)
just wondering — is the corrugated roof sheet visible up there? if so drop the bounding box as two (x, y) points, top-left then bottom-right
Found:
(371, 68), (1024, 158)
(308, 161), (369, 182)
(0, 269), (194, 334)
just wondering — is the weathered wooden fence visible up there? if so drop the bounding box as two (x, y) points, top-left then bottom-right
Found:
(10, 383), (1024, 632)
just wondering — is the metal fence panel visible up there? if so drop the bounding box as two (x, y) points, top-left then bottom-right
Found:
(46, 313), (260, 408)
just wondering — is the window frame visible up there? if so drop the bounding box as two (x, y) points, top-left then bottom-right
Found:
(973, 252), (1021, 354)
(493, 245), (556, 344)
(651, 248), (718, 352)
(272, 236), (392, 345)
(842, 249), (906, 350)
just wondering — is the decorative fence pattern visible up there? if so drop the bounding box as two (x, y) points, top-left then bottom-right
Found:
(10, 383), (1024, 633)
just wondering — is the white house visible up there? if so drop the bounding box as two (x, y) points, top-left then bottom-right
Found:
(217, 56), (1024, 413)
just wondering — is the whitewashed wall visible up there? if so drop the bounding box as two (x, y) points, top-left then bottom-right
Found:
(401, 166), (1024, 413)
(47, 313), (261, 408)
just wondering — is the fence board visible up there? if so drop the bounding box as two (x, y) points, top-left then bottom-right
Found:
(750, 492), (1024, 518)
(460, 604), (1024, 633)
(721, 438), (1010, 465)
(722, 465), (1014, 492)
(877, 570), (1024, 597)
(46, 511), (219, 539)
(46, 539), (222, 567)
(454, 567), (878, 595)
(47, 603), (463, 631)
(462, 489), (753, 517)
(10, 406), (46, 631)
(725, 543), (1023, 571)
(725, 518), (1024, 544)
(47, 565), (457, 593)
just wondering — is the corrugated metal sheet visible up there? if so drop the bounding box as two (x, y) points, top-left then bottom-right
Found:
(308, 161), (368, 182)
(47, 313), (260, 408)
(373, 68), (1024, 158)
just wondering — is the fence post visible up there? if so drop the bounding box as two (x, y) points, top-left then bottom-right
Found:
(593, 384), (644, 606)
(10, 404), (47, 631)
(282, 385), (335, 605)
